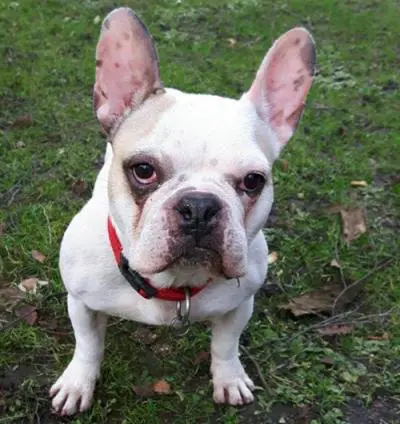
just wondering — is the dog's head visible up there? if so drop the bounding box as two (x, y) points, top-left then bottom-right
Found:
(94, 8), (315, 284)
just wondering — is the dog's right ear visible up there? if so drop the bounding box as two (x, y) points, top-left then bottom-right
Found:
(93, 8), (163, 133)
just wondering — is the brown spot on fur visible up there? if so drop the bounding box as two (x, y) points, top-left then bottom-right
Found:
(96, 59), (103, 67)
(293, 75), (305, 92)
(294, 37), (301, 45)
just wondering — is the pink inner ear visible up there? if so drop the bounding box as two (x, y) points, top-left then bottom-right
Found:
(248, 28), (315, 145)
(93, 8), (162, 132)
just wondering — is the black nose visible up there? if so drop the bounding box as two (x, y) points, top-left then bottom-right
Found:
(176, 193), (221, 236)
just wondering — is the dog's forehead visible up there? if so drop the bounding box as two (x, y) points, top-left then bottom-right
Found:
(114, 89), (272, 169)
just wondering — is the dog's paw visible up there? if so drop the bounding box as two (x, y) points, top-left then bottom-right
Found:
(211, 358), (255, 405)
(49, 359), (99, 415)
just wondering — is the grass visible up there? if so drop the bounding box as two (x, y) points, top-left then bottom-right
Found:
(0, 0), (399, 423)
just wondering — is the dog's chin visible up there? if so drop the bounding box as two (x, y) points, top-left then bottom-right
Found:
(136, 247), (246, 280)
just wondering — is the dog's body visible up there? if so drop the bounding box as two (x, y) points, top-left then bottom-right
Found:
(50, 8), (315, 415)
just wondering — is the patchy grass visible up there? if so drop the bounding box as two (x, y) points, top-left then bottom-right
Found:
(1, 0), (399, 423)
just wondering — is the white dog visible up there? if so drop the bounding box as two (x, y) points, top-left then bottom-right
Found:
(50, 7), (315, 415)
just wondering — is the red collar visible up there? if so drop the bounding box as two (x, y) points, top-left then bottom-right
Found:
(107, 217), (207, 301)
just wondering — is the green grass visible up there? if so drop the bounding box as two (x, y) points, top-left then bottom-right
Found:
(1, 1), (399, 423)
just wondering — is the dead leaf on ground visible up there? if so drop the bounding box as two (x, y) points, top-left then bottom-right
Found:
(340, 207), (367, 244)
(324, 203), (342, 214)
(0, 285), (23, 311)
(280, 282), (358, 317)
(227, 37), (237, 47)
(280, 159), (289, 171)
(193, 351), (210, 365)
(330, 258), (341, 268)
(18, 277), (49, 294)
(0, 222), (5, 236)
(317, 324), (354, 336)
(10, 115), (34, 128)
(268, 251), (278, 265)
(15, 304), (38, 326)
(133, 327), (159, 345)
(71, 179), (87, 197)
(350, 180), (368, 188)
(133, 379), (172, 397)
(367, 332), (391, 341)
(31, 250), (46, 263)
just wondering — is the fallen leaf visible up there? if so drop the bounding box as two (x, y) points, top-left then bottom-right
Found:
(31, 250), (46, 263)
(0, 286), (23, 311)
(280, 159), (289, 171)
(10, 115), (33, 128)
(152, 379), (172, 395)
(268, 251), (278, 265)
(71, 179), (87, 197)
(15, 304), (37, 326)
(317, 324), (354, 336)
(280, 283), (355, 317)
(133, 379), (172, 397)
(227, 37), (237, 47)
(330, 258), (341, 268)
(18, 277), (48, 294)
(350, 180), (368, 188)
(193, 351), (210, 365)
(340, 207), (367, 244)
(367, 333), (391, 341)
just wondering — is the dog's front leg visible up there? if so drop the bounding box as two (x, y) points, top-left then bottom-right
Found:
(50, 294), (107, 415)
(210, 296), (255, 405)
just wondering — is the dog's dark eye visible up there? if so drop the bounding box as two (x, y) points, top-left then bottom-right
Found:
(241, 173), (265, 193)
(132, 163), (157, 184)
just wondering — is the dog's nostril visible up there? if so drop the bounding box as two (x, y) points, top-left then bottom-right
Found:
(176, 193), (221, 227)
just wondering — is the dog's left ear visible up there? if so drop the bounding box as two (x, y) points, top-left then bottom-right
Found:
(245, 28), (316, 149)
(93, 8), (163, 133)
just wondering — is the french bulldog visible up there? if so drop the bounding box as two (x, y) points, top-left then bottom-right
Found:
(50, 7), (315, 415)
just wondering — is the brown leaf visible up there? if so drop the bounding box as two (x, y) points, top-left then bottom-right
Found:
(367, 332), (391, 341)
(280, 283), (344, 317)
(71, 179), (87, 197)
(350, 180), (368, 188)
(0, 286), (23, 311)
(340, 207), (367, 244)
(280, 159), (289, 171)
(317, 324), (354, 336)
(193, 351), (210, 365)
(31, 250), (46, 263)
(227, 37), (237, 47)
(0, 222), (5, 236)
(330, 258), (341, 268)
(133, 379), (172, 397)
(268, 251), (278, 265)
(15, 304), (38, 326)
(152, 379), (172, 395)
(10, 115), (33, 128)
(18, 277), (48, 294)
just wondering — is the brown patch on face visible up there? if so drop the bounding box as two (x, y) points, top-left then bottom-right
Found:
(293, 74), (305, 92)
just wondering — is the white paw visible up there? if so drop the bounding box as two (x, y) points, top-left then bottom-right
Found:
(211, 358), (255, 405)
(49, 358), (99, 415)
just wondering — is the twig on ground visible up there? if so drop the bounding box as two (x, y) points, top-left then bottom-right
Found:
(240, 344), (273, 396)
(331, 258), (393, 315)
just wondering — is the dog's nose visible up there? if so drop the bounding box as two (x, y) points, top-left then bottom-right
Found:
(176, 193), (221, 236)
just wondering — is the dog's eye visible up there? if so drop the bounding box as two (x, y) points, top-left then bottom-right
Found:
(241, 173), (265, 193)
(132, 163), (157, 184)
